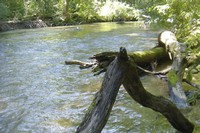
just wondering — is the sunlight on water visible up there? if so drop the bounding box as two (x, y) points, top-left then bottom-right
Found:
(0, 22), (199, 133)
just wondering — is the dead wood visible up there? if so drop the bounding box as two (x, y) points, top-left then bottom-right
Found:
(76, 48), (126, 133)
(76, 47), (194, 133)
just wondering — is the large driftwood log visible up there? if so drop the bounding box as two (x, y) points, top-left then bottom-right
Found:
(159, 31), (188, 107)
(76, 47), (194, 133)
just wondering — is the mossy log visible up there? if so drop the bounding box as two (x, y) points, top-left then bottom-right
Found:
(65, 47), (170, 76)
(90, 47), (169, 70)
(76, 47), (194, 133)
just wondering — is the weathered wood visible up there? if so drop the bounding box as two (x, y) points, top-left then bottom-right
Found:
(136, 65), (171, 75)
(158, 30), (178, 59)
(65, 47), (169, 75)
(90, 47), (169, 74)
(91, 47), (168, 66)
(121, 49), (194, 133)
(76, 48), (127, 133)
(161, 31), (188, 107)
(76, 47), (194, 133)
(65, 60), (94, 69)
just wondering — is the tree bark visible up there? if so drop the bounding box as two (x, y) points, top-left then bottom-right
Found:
(90, 47), (169, 74)
(121, 50), (194, 133)
(65, 47), (170, 76)
(76, 48), (127, 133)
(159, 31), (188, 107)
(76, 47), (194, 133)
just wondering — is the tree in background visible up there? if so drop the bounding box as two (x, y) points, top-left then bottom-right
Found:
(25, 0), (58, 20)
(0, 0), (25, 21)
(0, 0), (140, 24)
(0, 2), (10, 20)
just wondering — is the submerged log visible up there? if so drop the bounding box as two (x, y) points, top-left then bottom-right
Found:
(76, 47), (194, 133)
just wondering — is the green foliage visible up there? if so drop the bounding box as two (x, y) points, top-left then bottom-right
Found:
(0, 0), (25, 21)
(25, 0), (59, 19)
(167, 0), (200, 83)
(69, 0), (99, 23)
(167, 70), (178, 86)
(146, 0), (200, 84)
(0, 3), (10, 20)
(186, 71), (193, 81)
(0, 0), (140, 24)
(187, 90), (200, 105)
(96, 0), (140, 22)
(64, 0), (140, 24)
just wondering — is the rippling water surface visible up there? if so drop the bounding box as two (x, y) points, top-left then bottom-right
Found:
(0, 22), (199, 133)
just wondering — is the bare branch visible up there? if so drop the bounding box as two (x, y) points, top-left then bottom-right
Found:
(136, 65), (171, 75)
(65, 60), (95, 69)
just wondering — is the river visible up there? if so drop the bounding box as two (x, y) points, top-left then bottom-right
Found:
(0, 22), (199, 133)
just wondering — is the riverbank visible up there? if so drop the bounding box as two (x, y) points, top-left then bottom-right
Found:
(0, 20), (49, 32)
(0, 20), (138, 32)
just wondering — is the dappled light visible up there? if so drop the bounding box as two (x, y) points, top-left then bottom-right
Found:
(97, 0), (140, 21)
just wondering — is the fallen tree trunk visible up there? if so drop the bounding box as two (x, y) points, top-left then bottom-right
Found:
(76, 47), (194, 133)
(65, 47), (170, 76)
(90, 47), (169, 70)
(159, 31), (188, 107)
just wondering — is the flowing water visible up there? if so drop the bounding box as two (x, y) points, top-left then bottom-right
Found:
(0, 22), (199, 133)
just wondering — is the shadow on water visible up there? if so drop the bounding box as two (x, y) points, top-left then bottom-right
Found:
(0, 22), (199, 133)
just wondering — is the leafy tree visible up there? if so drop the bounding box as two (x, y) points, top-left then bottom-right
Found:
(0, 0), (25, 20)
(0, 2), (10, 20)
(25, 0), (58, 19)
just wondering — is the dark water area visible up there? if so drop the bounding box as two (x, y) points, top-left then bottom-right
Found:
(0, 22), (199, 133)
